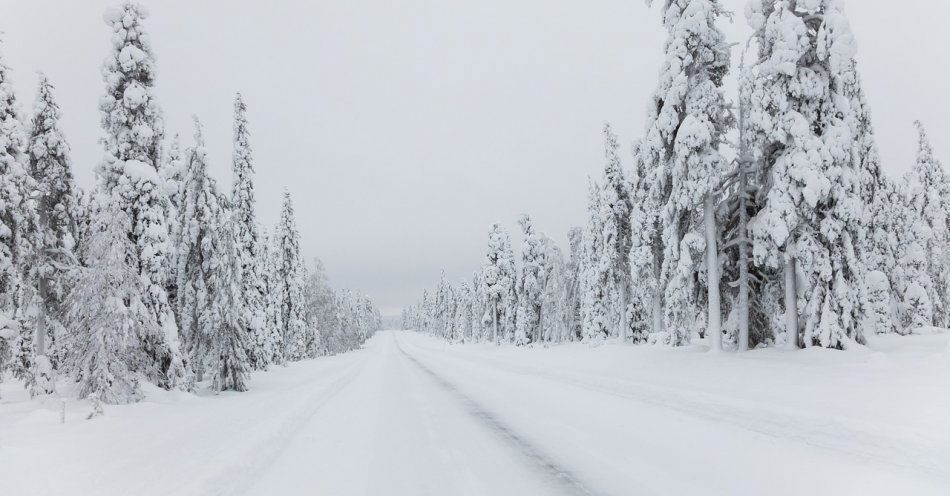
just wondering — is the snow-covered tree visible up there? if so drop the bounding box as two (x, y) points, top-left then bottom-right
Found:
(275, 191), (307, 360)
(175, 119), (220, 382)
(598, 124), (634, 340)
(470, 270), (487, 341)
(230, 93), (268, 369)
(98, 2), (186, 385)
(641, 0), (731, 347)
(64, 198), (150, 404)
(539, 235), (571, 343)
(208, 210), (251, 392)
(580, 181), (609, 342)
(453, 281), (473, 342)
(0, 39), (34, 375)
(904, 121), (950, 328)
(482, 223), (516, 345)
(745, 0), (868, 349)
(260, 228), (283, 363)
(27, 74), (78, 394)
(515, 214), (544, 345)
(629, 141), (663, 342)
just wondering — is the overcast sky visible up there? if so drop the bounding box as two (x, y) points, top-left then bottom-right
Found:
(2, 0), (948, 315)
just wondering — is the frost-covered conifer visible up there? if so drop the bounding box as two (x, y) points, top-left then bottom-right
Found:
(629, 142), (663, 341)
(515, 214), (544, 345)
(481, 223), (516, 344)
(27, 74), (78, 394)
(470, 270), (487, 341)
(260, 228), (284, 363)
(64, 199), (150, 404)
(98, 2), (186, 384)
(276, 191), (307, 360)
(209, 211), (251, 392)
(598, 124), (633, 340)
(176, 120), (220, 382)
(453, 282), (473, 342)
(230, 93), (268, 368)
(0, 39), (33, 346)
(745, 0), (868, 349)
(904, 122), (950, 328)
(641, 0), (731, 347)
(580, 181), (609, 341)
(539, 235), (571, 343)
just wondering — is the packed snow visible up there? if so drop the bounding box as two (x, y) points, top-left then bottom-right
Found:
(2, 330), (947, 495)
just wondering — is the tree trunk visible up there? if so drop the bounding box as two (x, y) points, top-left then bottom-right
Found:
(492, 302), (499, 346)
(651, 231), (664, 336)
(35, 203), (49, 358)
(737, 163), (751, 353)
(618, 280), (628, 343)
(704, 194), (721, 352)
(784, 252), (799, 350)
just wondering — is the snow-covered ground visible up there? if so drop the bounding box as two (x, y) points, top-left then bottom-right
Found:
(1, 330), (948, 495)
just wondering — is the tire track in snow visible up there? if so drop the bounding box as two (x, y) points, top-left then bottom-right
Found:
(202, 353), (372, 496)
(402, 337), (950, 483)
(395, 336), (607, 496)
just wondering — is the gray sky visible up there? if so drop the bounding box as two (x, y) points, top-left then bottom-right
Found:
(3, 0), (948, 315)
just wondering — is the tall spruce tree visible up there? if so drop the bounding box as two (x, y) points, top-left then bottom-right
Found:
(0, 39), (35, 376)
(276, 191), (306, 361)
(581, 181), (609, 342)
(175, 120), (220, 382)
(598, 124), (633, 341)
(209, 210), (251, 392)
(481, 223), (516, 345)
(904, 122), (950, 329)
(27, 74), (78, 394)
(745, 0), (868, 349)
(641, 0), (731, 347)
(99, 2), (186, 385)
(230, 93), (268, 369)
(515, 214), (544, 345)
(65, 198), (150, 405)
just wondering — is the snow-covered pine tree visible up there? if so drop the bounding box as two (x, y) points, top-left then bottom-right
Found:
(641, 0), (731, 347)
(64, 197), (151, 404)
(482, 223), (516, 345)
(453, 281), (473, 342)
(598, 124), (634, 341)
(27, 74), (79, 394)
(629, 141), (664, 342)
(175, 119), (220, 383)
(230, 93), (269, 369)
(580, 181), (609, 342)
(864, 176), (921, 334)
(515, 214), (544, 345)
(0, 39), (35, 376)
(98, 2), (186, 385)
(302, 258), (335, 355)
(470, 270), (487, 341)
(745, 0), (868, 349)
(904, 121), (950, 329)
(276, 191), (307, 361)
(209, 209), (251, 392)
(539, 234), (571, 343)
(433, 271), (453, 339)
(259, 227), (283, 363)
(161, 134), (184, 327)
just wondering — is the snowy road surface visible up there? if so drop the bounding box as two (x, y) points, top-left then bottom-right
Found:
(2, 330), (948, 495)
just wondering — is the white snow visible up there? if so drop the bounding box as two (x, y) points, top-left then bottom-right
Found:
(1, 330), (947, 495)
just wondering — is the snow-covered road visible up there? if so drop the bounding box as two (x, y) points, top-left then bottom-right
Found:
(2, 330), (948, 495)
